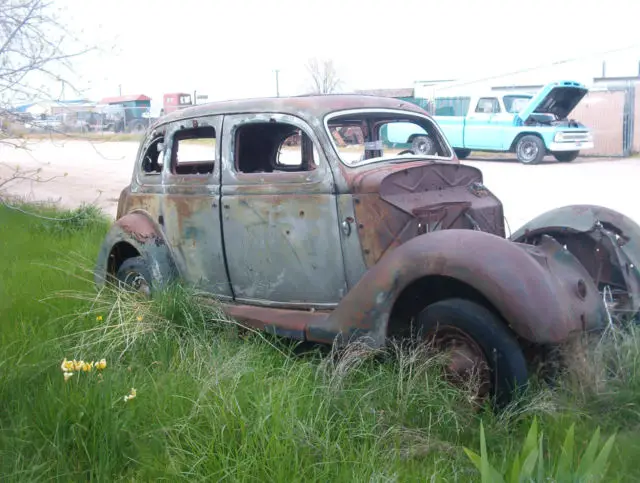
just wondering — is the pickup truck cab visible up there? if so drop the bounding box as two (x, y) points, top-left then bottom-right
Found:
(402, 81), (594, 164)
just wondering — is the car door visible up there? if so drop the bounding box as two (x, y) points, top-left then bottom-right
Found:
(159, 114), (233, 299)
(464, 97), (502, 149)
(220, 112), (348, 308)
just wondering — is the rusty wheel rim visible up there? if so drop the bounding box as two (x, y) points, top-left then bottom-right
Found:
(424, 325), (491, 403)
(121, 271), (151, 298)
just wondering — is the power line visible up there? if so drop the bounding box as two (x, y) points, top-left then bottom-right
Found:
(417, 42), (640, 91)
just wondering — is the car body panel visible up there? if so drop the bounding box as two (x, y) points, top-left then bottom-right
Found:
(219, 112), (347, 306)
(94, 211), (178, 293)
(305, 229), (606, 347)
(511, 204), (640, 316)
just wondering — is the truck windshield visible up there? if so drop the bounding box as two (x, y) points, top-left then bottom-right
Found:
(326, 111), (452, 167)
(503, 95), (532, 113)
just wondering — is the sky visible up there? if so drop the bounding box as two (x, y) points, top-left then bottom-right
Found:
(52, 0), (640, 114)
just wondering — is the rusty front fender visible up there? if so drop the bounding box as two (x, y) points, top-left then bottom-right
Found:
(511, 204), (640, 316)
(307, 229), (607, 347)
(94, 211), (178, 292)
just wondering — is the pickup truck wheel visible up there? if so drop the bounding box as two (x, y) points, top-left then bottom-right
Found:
(553, 150), (580, 162)
(411, 135), (435, 155)
(454, 148), (471, 160)
(116, 256), (152, 298)
(515, 135), (545, 165)
(416, 298), (528, 407)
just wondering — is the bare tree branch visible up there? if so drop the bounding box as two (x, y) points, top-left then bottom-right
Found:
(0, 0), (98, 206)
(305, 57), (342, 95)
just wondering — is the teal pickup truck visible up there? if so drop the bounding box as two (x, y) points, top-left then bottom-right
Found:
(384, 80), (594, 165)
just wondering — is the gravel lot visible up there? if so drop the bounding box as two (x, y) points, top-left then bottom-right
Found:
(1, 139), (638, 232)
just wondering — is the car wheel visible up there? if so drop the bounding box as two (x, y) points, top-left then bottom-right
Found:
(415, 298), (528, 407)
(116, 256), (152, 297)
(515, 135), (545, 165)
(553, 150), (580, 163)
(454, 148), (471, 160)
(411, 135), (435, 155)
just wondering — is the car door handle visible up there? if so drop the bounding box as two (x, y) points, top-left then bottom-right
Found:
(341, 217), (353, 236)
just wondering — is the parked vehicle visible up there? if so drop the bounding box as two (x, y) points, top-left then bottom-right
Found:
(392, 81), (594, 164)
(24, 114), (63, 131)
(161, 92), (193, 115)
(94, 95), (640, 406)
(99, 95), (152, 133)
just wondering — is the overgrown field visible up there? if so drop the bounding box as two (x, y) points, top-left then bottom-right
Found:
(1, 203), (640, 481)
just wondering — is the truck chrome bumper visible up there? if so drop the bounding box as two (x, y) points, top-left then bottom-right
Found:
(548, 141), (594, 152)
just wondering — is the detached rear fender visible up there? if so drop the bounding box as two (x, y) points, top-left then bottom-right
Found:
(94, 211), (178, 292)
(512, 205), (640, 316)
(307, 229), (606, 347)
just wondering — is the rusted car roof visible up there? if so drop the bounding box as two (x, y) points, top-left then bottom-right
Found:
(153, 94), (428, 127)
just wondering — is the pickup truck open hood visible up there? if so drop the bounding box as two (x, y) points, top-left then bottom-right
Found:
(516, 80), (588, 122)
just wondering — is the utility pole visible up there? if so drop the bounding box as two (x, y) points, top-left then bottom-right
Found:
(275, 69), (280, 97)
(118, 84), (122, 96)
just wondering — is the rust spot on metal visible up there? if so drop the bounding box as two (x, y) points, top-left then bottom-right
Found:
(222, 303), (330, 338)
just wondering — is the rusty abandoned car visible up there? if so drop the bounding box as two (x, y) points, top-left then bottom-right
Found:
(94, 95), (640, 406)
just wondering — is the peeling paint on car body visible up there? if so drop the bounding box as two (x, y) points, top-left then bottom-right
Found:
(95, 95), (640, 358)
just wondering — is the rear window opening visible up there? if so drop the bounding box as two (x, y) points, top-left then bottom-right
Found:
(141, 135), (164, 174)
(235, 121), (318, 173)
(326, 112), (452, 166)
(171, 125), (216, 175)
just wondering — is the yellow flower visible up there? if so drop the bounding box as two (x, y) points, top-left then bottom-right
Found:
(73, 360), (84, 371)
(63, 372), (74, 381)
(60, 358), (75, 372)
(136, 315), (143, 322)
(81, 362), (93, 372)
(94, 359), (107, 370)
(96, 315), (103, 321)
(123, 387), (137, 402)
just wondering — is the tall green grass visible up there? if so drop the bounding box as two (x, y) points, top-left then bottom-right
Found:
(1, 203), (640, 481)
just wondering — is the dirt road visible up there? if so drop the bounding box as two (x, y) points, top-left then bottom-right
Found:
(1, 139), (638, 232)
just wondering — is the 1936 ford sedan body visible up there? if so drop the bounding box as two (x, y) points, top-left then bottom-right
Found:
(95, 95), (640, 405)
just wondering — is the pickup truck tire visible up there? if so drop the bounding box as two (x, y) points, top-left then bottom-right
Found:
(515, 135), (545, 165)
(553, 151), (580, 162)
(411, 135), (435, 155)
(416, 298), (528, 407)
(455, 148), (471, 160)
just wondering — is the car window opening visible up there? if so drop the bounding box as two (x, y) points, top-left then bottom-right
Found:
(235, 122), (318, 173)
(171, 125), (216, 175)
(326, 112), (451, 166)
(141, 135), (165, 174)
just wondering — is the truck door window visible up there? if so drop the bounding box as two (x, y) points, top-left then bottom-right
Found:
(475, 98), (501, 114)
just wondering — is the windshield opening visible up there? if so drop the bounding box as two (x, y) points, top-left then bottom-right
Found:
(326, 111), (452, 167)
(503, 95), (532, 113)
